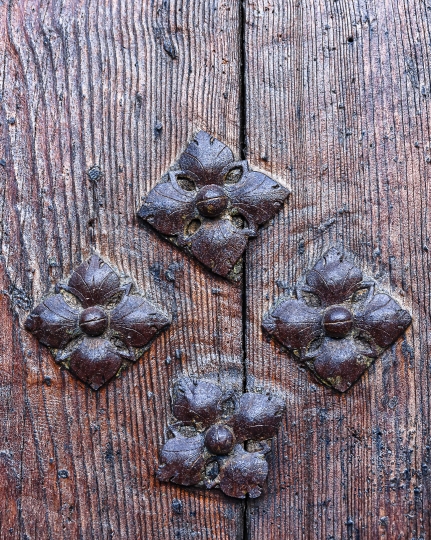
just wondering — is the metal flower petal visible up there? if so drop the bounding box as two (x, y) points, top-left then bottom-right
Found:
(312, 337), (373, 392)
(66, 255), (122, 308)
(190, 218), (249, 277)
(157, 432), (206, 486)
(68, 336), (125, 390)
(172, 378), (225, 427)
(110, 293), (171, 348)
(178, 130), (235, 186)
(226, 170), (290, 233)
(137, 175), (196, 238)
(24, 294), (80, 349)
(354, 293), (412, 349)
(262, 298), (322, 352)
(229, 393), (285, 442)
(306, 248), (363, 305)
(218, 445), (269, 499)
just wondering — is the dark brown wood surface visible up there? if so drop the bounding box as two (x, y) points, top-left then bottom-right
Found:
(245, 0), (430, 538)
(1, 0), (431, 539)
(0, 1), (245, 538)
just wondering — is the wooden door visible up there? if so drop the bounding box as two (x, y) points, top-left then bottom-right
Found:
(0, 1), (428, 539)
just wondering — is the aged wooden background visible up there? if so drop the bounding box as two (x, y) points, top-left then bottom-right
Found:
(0, 0), (429, 539)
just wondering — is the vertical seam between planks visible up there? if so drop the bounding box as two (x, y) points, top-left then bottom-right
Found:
(239, 1), (249, 539)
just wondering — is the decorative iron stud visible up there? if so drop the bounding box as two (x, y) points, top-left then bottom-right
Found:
(25, 255), (171, 389)
(157, 376), (285, 499)
(138, 131), (290, 280)
(263, 248), (412, 392)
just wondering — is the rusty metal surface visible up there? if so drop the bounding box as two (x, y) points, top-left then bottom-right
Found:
(263, 248), (412, 392)
(157, 376), (285, 499)
(138, 131), (290, 280)
(25, 255), (171, 389)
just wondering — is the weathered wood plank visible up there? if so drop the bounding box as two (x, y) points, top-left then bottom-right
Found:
(0, 1), (244, 538)
(245, 0), (429, 538)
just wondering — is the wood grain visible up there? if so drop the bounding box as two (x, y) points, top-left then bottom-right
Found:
(3, 0), (430, 537)
(244, 0), (430, 538)
(0, 1), (245, 538)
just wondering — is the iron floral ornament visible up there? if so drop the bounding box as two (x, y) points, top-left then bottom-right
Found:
(263, 248), (412, 392)
(138, 131), (290, 280)
(25, 255), (171, 389)
(157, 377), (285, 499)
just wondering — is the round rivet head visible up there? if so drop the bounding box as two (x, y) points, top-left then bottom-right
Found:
(204, 424), (235, 455)
(196, 184), (229, 218)
(79, 306), (108, 336)
(323, 305), (353, 338)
